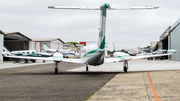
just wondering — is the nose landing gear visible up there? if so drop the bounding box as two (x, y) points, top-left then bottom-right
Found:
(55, 61), (60, 74)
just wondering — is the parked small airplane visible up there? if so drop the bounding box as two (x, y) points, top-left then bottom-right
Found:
(2, 46), (52, 63)
(2, 3), (177, 74)
(42, 43), (79, 56)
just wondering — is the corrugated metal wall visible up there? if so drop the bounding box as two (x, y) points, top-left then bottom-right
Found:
(171, 24), (180, 61)
(50, 40), (63, 50)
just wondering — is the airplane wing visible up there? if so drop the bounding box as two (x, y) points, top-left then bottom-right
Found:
(62, 58), (82, 63)
(131, 53), (173, 60)
(105, 53), (174, 63)
(3, 55), (54, 61)
(105, 58), (123, 62)
(3, 54), (82, 63)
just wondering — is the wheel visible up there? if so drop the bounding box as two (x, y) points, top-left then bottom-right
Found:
(86, 66), (89, 71)
(123, 66), (127, 73)
(25, 59), (28, 63)
(55, 68), (58, 74)
(31, 60), (36, 63)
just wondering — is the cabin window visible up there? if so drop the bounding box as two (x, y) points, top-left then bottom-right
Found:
(27, 52), (29, 54)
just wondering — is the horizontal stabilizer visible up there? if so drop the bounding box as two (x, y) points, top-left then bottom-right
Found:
(110, 6), (159, 10)
(48, 6), (101, 10)
(48, 6), (159, 10)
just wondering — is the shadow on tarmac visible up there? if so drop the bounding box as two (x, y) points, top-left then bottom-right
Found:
(9, 71), (121, 75)
(3, 70), (177, 76)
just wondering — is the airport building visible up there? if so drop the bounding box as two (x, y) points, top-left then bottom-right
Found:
(63, 43), (78, 53)
(3, 32), (32, 61)
(159, 18), (180, 61)
(0, 31), (5, 63)
(4, 32), (31, 51)
(29, 38), (65, 52)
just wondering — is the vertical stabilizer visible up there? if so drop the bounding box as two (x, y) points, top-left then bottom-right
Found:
(43, 43), (50, 51)
(2, 46), (11, 55)
(98, 3), (110, 49)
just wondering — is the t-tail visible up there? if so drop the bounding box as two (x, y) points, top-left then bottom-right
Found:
(98, 3), (110, 50)
(2, 46), (11, 56)
(42, 43), (50, 51)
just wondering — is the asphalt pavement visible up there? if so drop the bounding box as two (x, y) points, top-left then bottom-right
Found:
(0, 62), (118, 101)
(1, 60), (180, 101)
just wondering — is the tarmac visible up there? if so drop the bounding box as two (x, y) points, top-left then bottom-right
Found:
(1, 59), (180, 101)
(0, 60), (54, 69)
(68, 60), (180, 101)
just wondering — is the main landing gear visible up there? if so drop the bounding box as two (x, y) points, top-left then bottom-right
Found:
(55, 61), (60, 74)
(86, 64), (89, 71)
(123, 60), (128, 73)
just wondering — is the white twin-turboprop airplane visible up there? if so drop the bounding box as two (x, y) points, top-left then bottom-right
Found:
(2, 3), (177, 74)
(2, 46), (52, 63)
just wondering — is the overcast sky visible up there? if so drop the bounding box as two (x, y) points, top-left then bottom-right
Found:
(1, 0), (180, 50)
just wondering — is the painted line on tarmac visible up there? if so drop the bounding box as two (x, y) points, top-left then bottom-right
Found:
(147, 72), (161, 101)
(0, 66), (51, 75)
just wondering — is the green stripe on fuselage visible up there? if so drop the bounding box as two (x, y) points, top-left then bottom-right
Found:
(83, 48), (102, 57)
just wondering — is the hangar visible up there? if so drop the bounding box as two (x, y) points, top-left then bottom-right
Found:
(159, 18), (180, 61)
(0, 30), (5, 63)
(3, 32), (32, 61)
(29, 38), (65, 52)
(4, 32), (31, 51)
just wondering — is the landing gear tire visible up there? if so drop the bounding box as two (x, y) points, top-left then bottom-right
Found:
(25, 59), (28, 63)
(55, 61), (59, 74)
(86, 65), (89, 71)
(55, 68), (58, 74)
(31, 59), (36, 63)
(123, 66), (127, 73)
(123, 60), (128, 73)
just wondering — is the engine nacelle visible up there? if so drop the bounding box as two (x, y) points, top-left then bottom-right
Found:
(53, 52), (63, 61)
(113, 52), (130, 58)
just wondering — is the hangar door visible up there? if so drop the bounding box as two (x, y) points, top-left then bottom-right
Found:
(171, 24), (180, 61)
